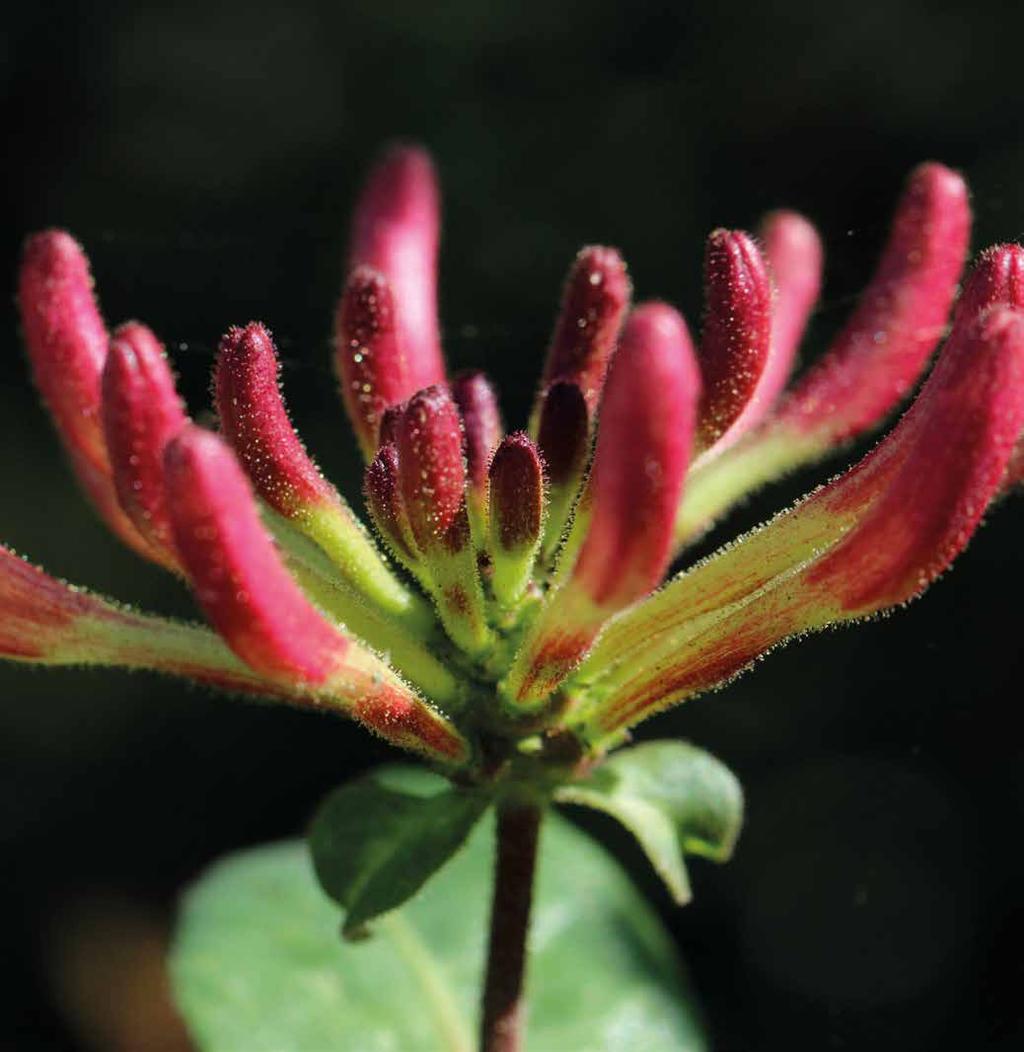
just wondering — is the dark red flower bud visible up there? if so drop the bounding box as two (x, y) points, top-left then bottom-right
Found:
(697, 229), (772, 453)
(451, 370), (503, 504)
(364, 442), (420, 565)
(488, 432), (545, 606)
(396, 385), (467, 551)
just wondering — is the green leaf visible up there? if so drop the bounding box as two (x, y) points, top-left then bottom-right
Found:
(309, 765), (489, 936)
(555, 740), (743, 904)
(171, 810), (706, 1052)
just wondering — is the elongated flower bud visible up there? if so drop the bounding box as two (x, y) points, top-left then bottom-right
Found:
(101, 322), (188, 566)
(504, 303), (700, 705)
(675, 163), (971, 547)
(578, 306), (1024, 741)
(348, 144), (445, 391)
(334, 266), (412, 459)
(17, 231), (158, 560)
(215, 322), (428, 629)
(395, 386), (491, 652)
(776, 162), (969, 440)
(488, 433), (545, 607)
(537, 245), (631, 413)
(759, 210), (823, 407)
(697, 229), (772, 453)
(164, 426), (468, 762)
(451, 370), (503, 534)
(535, 380), (590, 558)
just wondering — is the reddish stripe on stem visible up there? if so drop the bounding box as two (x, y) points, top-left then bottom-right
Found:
(348, 144), (445, 391)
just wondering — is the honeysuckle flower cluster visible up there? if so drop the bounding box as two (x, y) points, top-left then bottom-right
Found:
(5, 147), (1024, 780)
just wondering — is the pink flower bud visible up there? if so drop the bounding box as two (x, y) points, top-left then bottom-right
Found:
(451, 371), (503, 504)
(540, 246), (631, 411)
(774, 162), (970, 442)
(759, 209), (823, 409)
(333, 266), (413, 459)
(954, 242), (1024, 322)
(697, 229), (772, 453)
(215, 322), (335, 516)
(165, 425), (348, 684)
(17, 231), (159, 560)
(535, 380), (589, 487)
(573, 303), (701, 608)
(101, 322), (188, 565)
(348, 144), (445, 392)
(396, 385), (468, 552)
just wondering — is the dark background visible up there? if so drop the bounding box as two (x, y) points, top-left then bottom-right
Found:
(3, 1), (1024, 1049)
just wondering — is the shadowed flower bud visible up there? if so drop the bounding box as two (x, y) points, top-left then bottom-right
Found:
(535, 380), (590, 558)
(101, 322), (189, 567)
(364, 442), (420, 566)
(759, 209), (824, 408)
(504, 303), (701, 705)
(215, 322), (427, 629)
(697, 230), (772, 454)
(488, 433), (545, 607)
(451, 371), (503, 534)
(334, 266), (412, 459)
(348, 144), (445, 392)
(164, 425), (468, 762)
(16, 232), (159, 560)
(537, 246), (631, 413)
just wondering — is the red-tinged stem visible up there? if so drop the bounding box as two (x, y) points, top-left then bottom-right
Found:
(480, 801), (543, 1052)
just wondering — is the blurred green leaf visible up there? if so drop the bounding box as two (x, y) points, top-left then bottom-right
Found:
(309, 765), (489, 937)
(556, 740), (743, 903)
(171, 810), (706, 1051)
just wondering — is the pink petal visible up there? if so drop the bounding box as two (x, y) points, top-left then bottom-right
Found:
(348, 144), (445, 392)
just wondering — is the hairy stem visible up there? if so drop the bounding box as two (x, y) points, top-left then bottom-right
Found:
(479, 800), (543, 1052)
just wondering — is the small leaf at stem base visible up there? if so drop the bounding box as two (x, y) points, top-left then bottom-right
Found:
(555, 740), (744, 904)
(309, 766), (489, 936)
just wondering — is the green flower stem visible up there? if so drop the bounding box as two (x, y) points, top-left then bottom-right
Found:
(480, 800), (543, 1052)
